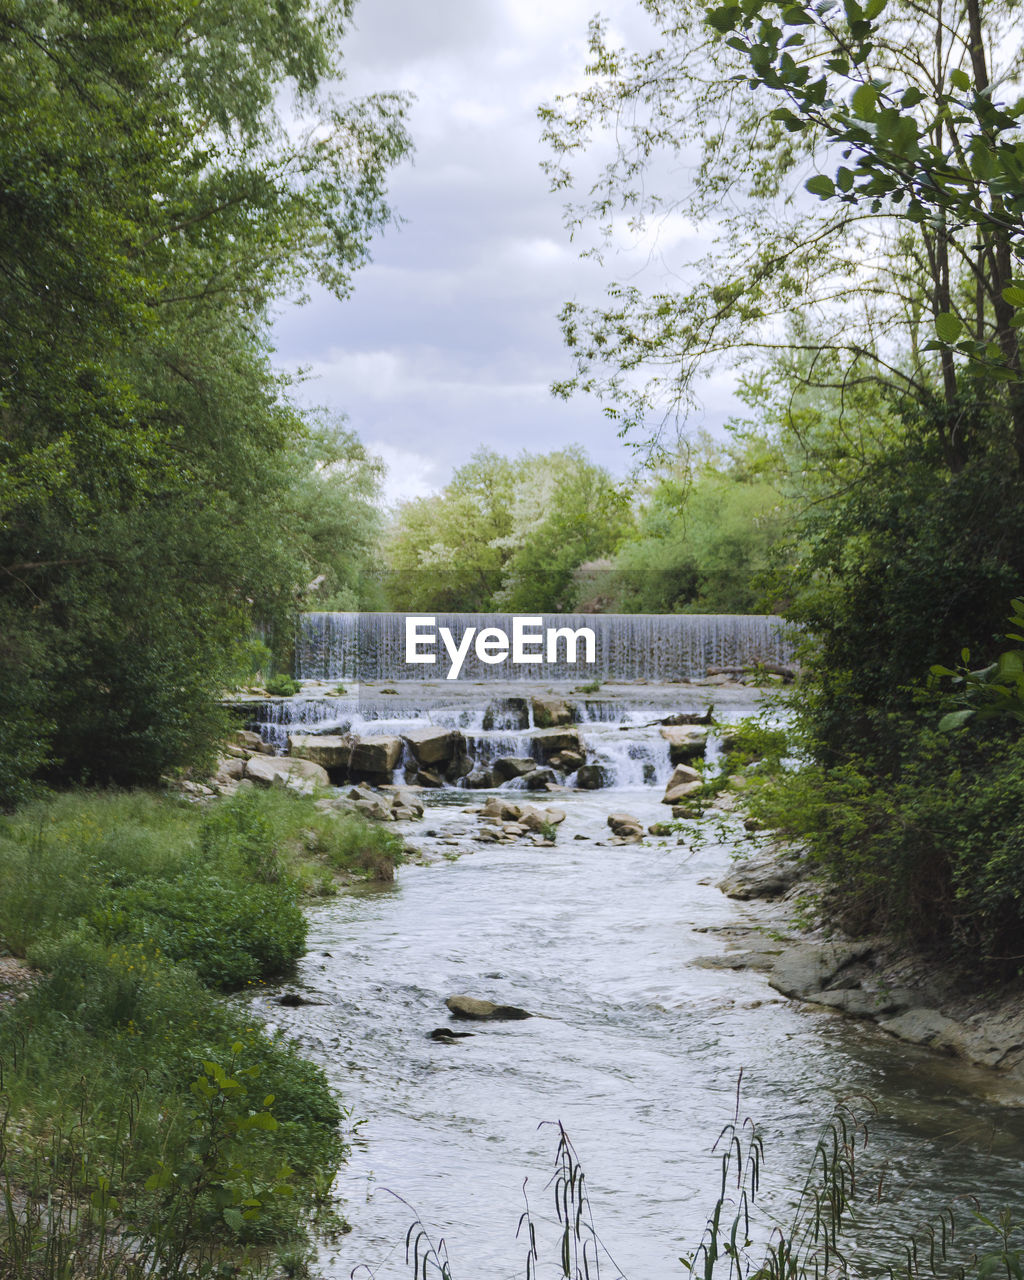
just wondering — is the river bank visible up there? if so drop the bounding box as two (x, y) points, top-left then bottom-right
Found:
(713, 839), (1024, 1092)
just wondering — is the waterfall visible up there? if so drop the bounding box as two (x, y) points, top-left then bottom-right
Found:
(295, 612), (796, 683)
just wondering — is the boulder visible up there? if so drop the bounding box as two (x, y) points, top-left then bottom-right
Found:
(525, 767), (560, 790)
(445, 750), (472, 782)
(549, 749), (585, 773)
(607, 812), (644, 838)
(245, 755), (330, 790)
(666, 763), (702, 788)
(401, 725), (459, 766)
(446, 995), (532, 1021)
(463, 769), (495, 789)
(350, 735), (402, 776)
(233, 729), (263, 750)
(660, 726), (708, 762)
(877, 1008), (1007, 1068)
(413, 768), (445, 788)
(543, 808), (566, 825)
(216, 756), (246, 781)
(532, 726), (583, 756)
(532, 696), (574, 728)
(518, 806), (551, 833)
(648, 822), (676, 836)
(392, 788), (425, 817)
(876, 1008), (970, 1054)
(717, 852), (804, 900)
(662, 779), (704, 805)
(288, 733), (353, 770)
(480, 796), (522, 821)
(354, 798), (393, 821)
(575, 764), (607, 790)
(492, 756), (538, 781)
(768, 941), (874, 1000)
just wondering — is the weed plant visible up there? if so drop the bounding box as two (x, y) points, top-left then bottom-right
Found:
(0, 786), (402, 1274)
(395, 1093), (1023, 1280)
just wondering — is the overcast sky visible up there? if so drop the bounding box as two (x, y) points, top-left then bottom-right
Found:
(271, 0), (738, 506)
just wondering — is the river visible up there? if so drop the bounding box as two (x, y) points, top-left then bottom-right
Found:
(248, 681), (1024, 1280)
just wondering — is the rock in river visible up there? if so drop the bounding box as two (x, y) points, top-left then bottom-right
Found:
(445, 995), (532, 1021)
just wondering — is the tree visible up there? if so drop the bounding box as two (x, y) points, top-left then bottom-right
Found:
(0, 0), (410, 800)
(707, 0), (1024, 470)
(541, 0), (1024, 472)
(382, 447), (632, 612)
(608, 439), (787, 613)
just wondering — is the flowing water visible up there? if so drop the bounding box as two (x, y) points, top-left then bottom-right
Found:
(295, 611), (797, 683)
(246, 679), (1024, 1280)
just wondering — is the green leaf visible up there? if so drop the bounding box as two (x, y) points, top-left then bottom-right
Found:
(934, 312), (963, 342)
(938, 709), (975, 732)
(223, 1207), (245, 1232)
(850, 83), (877, 119)
(805, 174), (836, 197)
(949, 68), (971, 91)
(707, 5), (743, 32)
(1002, 285), (1024, 307)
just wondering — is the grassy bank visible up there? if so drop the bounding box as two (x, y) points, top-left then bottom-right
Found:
(0, 787), (403, 1278)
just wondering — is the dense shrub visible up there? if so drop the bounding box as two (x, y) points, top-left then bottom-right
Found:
(753, 732), (1024, 975)
(92, 874), (307, 989)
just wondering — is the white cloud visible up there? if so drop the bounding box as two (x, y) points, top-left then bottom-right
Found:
(370, 442), (445, 507)
(272, 0), (730, 484)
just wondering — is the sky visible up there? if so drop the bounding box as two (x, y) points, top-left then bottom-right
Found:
(270, 0), (739, 507)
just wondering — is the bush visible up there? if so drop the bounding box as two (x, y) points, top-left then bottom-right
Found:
(91, 873), (307, 989)
(752, 731), (1024, 973)
(265, 673), (301, 697)
(2, 933), (344, 1258)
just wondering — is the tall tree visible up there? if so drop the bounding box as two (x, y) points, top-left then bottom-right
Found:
(0, 0), (410, 800)
(541, 0), (1024, 471)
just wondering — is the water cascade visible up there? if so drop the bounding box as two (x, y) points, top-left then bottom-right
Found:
(296, 612), (796, 683)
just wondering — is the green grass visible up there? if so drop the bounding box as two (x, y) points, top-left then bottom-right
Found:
(0, 786), (404, 1276)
